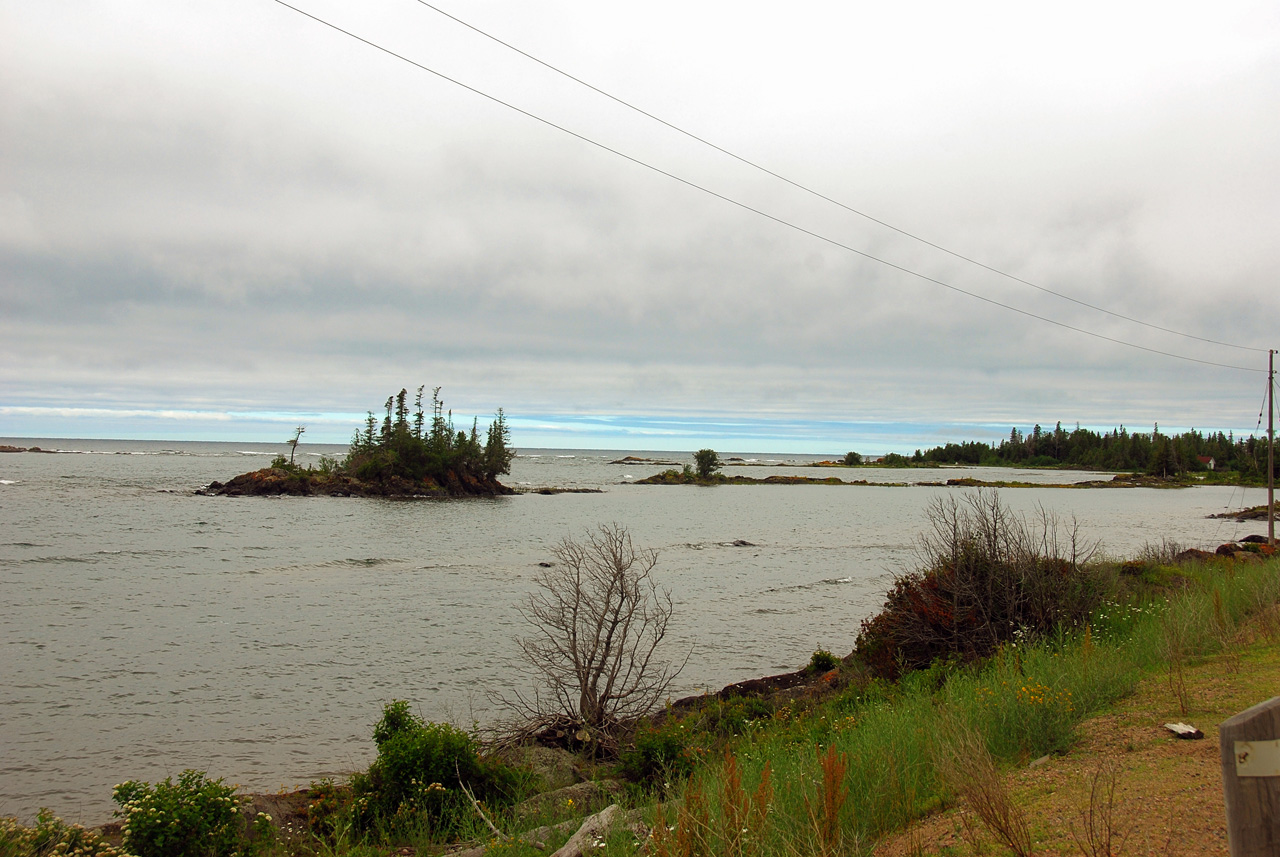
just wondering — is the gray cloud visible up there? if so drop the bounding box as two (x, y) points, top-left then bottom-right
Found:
(3, 0), (1279, 448)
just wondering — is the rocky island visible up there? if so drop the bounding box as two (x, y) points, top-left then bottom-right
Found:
(200, 387), (515, 498)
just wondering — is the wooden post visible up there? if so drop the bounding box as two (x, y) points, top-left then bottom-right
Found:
(1269, 349), (1275, 547)
(1221, 697), (1280, 856)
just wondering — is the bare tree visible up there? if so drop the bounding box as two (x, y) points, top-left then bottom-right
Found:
(287, 425), (305, 465)
(514, 523), (684, 745)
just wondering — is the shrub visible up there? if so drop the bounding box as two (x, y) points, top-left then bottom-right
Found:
(372, 699), (420, 747)
(1, 811), (124, 857)
(619, 726), (697, 785)
(304, 779), (350, 842)
(693, 449), (721, 480)
(620, 696), (773, 785)
(842, 451), (862, 466)
(350, 701), (523, 836)
(112, 770), (270, 857)
(707, 696), (775, 737)
(808, 649), (839, 673)
(854, 491), (1107, 680)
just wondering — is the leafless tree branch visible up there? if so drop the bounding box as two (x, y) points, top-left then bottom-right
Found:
(505, 523), (685, 749)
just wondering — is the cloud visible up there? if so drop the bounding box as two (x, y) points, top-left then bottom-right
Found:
(3, 0), (1279, 449)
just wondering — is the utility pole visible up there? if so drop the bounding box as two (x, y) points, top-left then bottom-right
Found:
(1270, 350), (1275, 548)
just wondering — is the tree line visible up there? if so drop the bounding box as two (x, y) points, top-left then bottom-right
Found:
(343, 386), (514, 483)
(901, 422), (1275, 477)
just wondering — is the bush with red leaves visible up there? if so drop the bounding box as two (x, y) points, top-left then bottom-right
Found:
(854, 491), (1105, 681)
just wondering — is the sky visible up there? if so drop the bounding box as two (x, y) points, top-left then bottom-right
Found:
(2, 1), (1279, 453)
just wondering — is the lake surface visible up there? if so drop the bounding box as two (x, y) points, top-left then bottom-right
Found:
(0, 439), (1267, 823)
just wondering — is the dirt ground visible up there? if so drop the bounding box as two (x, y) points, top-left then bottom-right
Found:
(874, 613), (1280, 856)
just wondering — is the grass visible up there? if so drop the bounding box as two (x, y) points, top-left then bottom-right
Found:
(648, 554), (1280, 857)
(879, 598), (1280, 855)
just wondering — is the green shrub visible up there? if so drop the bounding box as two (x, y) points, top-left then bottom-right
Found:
(708, 696), (774, 737)
(371, 699), (420, 747)
(619, 697), (775, 786)
(831, 675), (891, 715)
(693, 449), (721, 480)
(619, 724), (696, 785)
(1, 811), (124, 857)
(808, 649), (839, 673)
(350, 702), (524, 837)
(112, 770), (270, 857)
(304, 779), (351, 842)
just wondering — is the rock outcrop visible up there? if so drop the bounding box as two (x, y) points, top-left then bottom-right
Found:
(199, 467), (514, 498)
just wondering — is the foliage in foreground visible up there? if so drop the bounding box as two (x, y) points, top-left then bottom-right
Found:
(347, 701), (525, 838)
(649, 551), (1280, 856)
(112, 770), (271, 857)
(0, 811), (123, 857)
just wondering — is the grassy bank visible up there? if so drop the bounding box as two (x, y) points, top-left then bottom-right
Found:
(638, 554), (1280, 856)
(875, 610), (1280, 855)
(6, 550), (1279, 857)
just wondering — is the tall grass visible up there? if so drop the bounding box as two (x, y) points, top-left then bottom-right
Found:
(658, 555), (1280, 856)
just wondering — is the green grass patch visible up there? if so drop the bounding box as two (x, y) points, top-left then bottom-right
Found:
(649, 555), (1280, 856)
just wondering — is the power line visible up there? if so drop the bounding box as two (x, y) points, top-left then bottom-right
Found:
(266, 0), (1264, 374)
(410, 0), (1268, 357)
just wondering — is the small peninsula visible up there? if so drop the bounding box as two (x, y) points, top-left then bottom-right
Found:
(201, 387), (515, 498)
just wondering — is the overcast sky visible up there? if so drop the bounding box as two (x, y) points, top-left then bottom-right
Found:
(2, 1), (1279, 452)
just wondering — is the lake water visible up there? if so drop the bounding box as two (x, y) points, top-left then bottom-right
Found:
(0, 439), (1267, 823)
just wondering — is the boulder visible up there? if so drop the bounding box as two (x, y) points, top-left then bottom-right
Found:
(493, 745), (581, 792)
(512, 780), (626, 824)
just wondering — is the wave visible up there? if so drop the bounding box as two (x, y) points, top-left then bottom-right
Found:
(764, 576), (853, 594)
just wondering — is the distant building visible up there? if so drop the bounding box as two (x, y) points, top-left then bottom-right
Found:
(1198, 455), (1216, 470)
